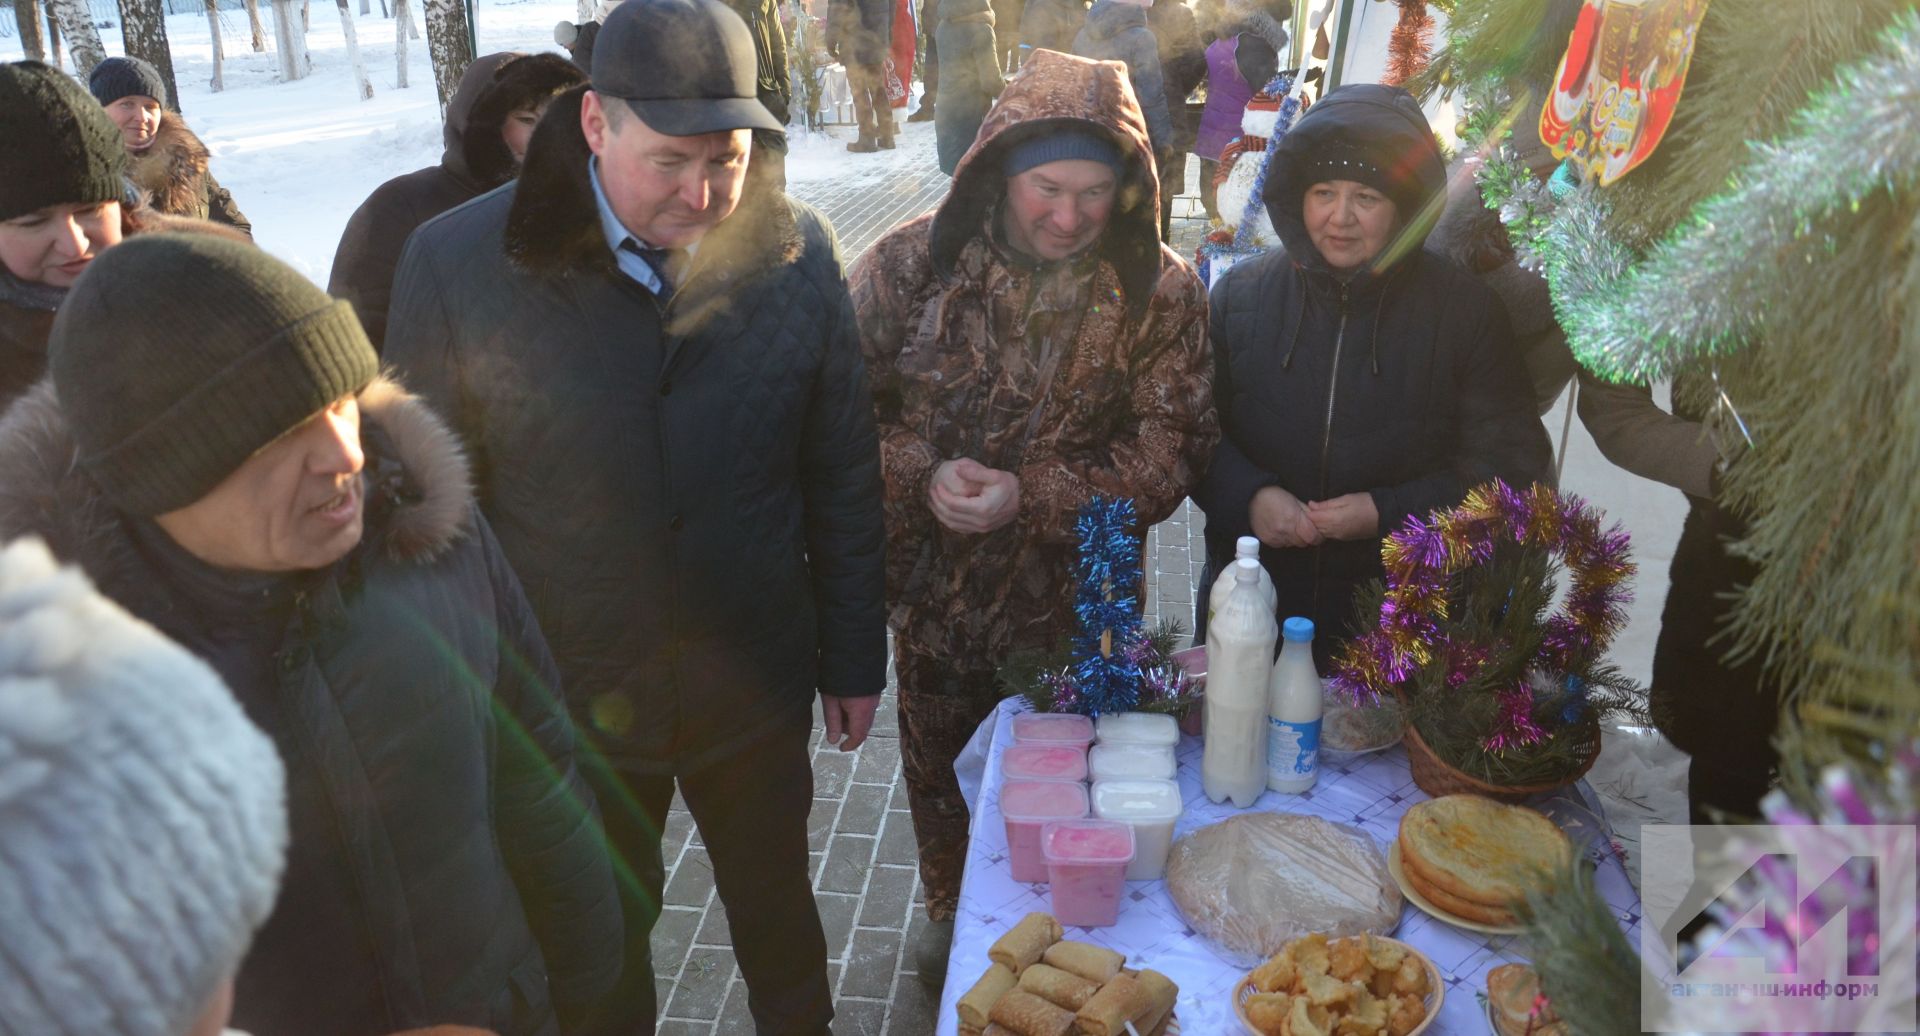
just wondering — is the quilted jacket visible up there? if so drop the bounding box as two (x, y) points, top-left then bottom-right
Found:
(0, 377), (621, 1035)
(385, 85), (888, 774)
(1194, 85), (1551, 658)
(850, 50), (1216, 665)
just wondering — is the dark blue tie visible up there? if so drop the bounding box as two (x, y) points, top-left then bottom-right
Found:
(621, 239), (683, 300)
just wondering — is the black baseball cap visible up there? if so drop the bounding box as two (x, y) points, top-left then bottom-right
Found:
(591, 0), (784, 136)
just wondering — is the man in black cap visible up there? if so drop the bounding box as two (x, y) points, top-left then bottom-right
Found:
(385, 0), (887, 1031)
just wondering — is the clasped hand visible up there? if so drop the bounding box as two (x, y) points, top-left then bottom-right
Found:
(929, 457), (1021, 534)
(1250, 486), (1378, 548)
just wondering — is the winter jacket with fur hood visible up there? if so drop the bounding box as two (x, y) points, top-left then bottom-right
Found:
(126, 110), (250, 234)
(850, 49), (1217, 664)
(383, 84), (887, 774)
(0, 377), (622, 1035)
(1073, 0), (1173, 154)
(1194, 84), (1550, 659)
(329, 53), (584, 352)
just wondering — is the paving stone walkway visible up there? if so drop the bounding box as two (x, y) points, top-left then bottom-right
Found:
(648, 120), (1218, 1035)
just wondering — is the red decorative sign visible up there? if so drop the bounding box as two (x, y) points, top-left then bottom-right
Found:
(1539, 0), (1711, 185)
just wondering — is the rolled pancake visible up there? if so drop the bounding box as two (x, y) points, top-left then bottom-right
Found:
(1017, 962), (1101, 1010)
(988, 988), (1076, 1036)
(958, 963), (1018, 1029)
(1074, 974), (1152, 1036)
(1040, 940), (1125, 983)
(1134, 968), (1178, 1024)
(989, 913), (1065, 974)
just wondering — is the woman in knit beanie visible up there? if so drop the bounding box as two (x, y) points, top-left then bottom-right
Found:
(88, 56), (253, 236)
(0, 61), (251, 414)
(0, 61), (133, 411)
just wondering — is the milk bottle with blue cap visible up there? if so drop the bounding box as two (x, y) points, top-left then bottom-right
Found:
(1266, 617), (1322, 793)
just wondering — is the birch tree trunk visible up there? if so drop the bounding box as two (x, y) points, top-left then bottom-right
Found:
(9, 0), (40, 61)
(336, 0), (372, 99)
(44, 0), (104, 76)
(14, 0), (47, 61)
(204, 0), (224, 90)
(244, 0), (267, 51)
(298, 0), (311, 73)
(118, 0), (181, 109)
(46, 11), (62, 69)
(421, 0), (471, 111)
(392, 0), (408, 87)
(269, 0), (307, 78)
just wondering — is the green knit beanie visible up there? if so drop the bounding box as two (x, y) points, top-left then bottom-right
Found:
(48, 235), (379, 517)
(0, 61), (127, 222)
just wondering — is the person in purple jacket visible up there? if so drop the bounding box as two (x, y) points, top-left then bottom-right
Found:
(1194, 0), (1288, 220)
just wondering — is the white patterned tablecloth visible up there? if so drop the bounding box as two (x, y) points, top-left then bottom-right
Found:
(936, 698), (1644, 1035)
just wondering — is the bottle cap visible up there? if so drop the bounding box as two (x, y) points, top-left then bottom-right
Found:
(1234, 557), (1261, 582)
(1235, 535), (1260, 559)
(1282, 616), (1315, 642)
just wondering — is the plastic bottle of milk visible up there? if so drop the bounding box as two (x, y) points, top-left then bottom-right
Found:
(1203, 559), (1277, 807)
(1207, 536), (1277, 632)
(1266, 617), (1322, 793)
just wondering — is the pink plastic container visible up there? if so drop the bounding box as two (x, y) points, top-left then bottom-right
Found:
(1041, 819), (1136, 927)
(1010, 712), (1095, 748)
(1003, 743), (1090, 782)
(1001, 780), (1090, 883)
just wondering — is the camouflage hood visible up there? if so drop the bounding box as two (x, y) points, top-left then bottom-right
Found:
(930, 48), (1163, 315)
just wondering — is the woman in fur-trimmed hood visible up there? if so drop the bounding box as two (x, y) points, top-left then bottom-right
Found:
(848, 50), (1216, 959)
(89, 58), (251, 234)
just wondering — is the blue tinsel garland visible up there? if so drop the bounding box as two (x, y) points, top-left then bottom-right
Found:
(1067, 496), (1145, 716)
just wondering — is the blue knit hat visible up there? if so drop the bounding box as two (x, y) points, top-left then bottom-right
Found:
(1002, 128), (1124, 178)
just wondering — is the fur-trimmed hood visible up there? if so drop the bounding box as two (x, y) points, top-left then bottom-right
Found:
(933, 49), (1162, 315)
(0, 375), (474, 580)
(126, 111), (216, 218)
(501, 85), (804, 285)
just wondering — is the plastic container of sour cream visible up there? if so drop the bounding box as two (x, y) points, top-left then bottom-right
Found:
(1041, 819), (1136, 926)
(1001, 779), (1090, 883)
(1094, 711), (1180, 747)
(1090, 778), (1184, 881)
(1088, 741), (1177, 782)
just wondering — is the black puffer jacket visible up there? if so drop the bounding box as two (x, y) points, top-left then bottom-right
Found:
(0, 377), (622, 1035)
(329, 52), (519, 352)
(384, 86), (888, 775)
(1194, 84), (1550, 658)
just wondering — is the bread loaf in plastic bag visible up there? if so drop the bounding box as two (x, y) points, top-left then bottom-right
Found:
(1165, 813), (1402, 967)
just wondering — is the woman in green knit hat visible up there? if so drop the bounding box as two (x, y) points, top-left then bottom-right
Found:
(0, 60), (244, 412)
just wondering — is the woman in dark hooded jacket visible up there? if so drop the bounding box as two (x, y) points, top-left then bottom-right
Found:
(328, 52), (585, 352)
(1193, 83), (1551, 663)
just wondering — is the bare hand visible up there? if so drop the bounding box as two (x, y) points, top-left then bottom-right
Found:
(1249, 485), (1322, 549)
(929, 458), (1021, 534)
(1306, 492), (1380, 541)
(821, 692), (882, 752)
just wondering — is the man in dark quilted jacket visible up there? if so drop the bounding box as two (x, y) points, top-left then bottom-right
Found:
(384, 0), (887, 1032)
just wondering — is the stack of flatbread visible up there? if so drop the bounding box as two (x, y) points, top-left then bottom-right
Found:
(1485, 963), (1568, 1036)
(1394, 796), (1569, 927)
(956, 913), (1178, 1036)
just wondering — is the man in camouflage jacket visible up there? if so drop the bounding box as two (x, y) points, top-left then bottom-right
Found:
(849, 49), (1217, 980)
